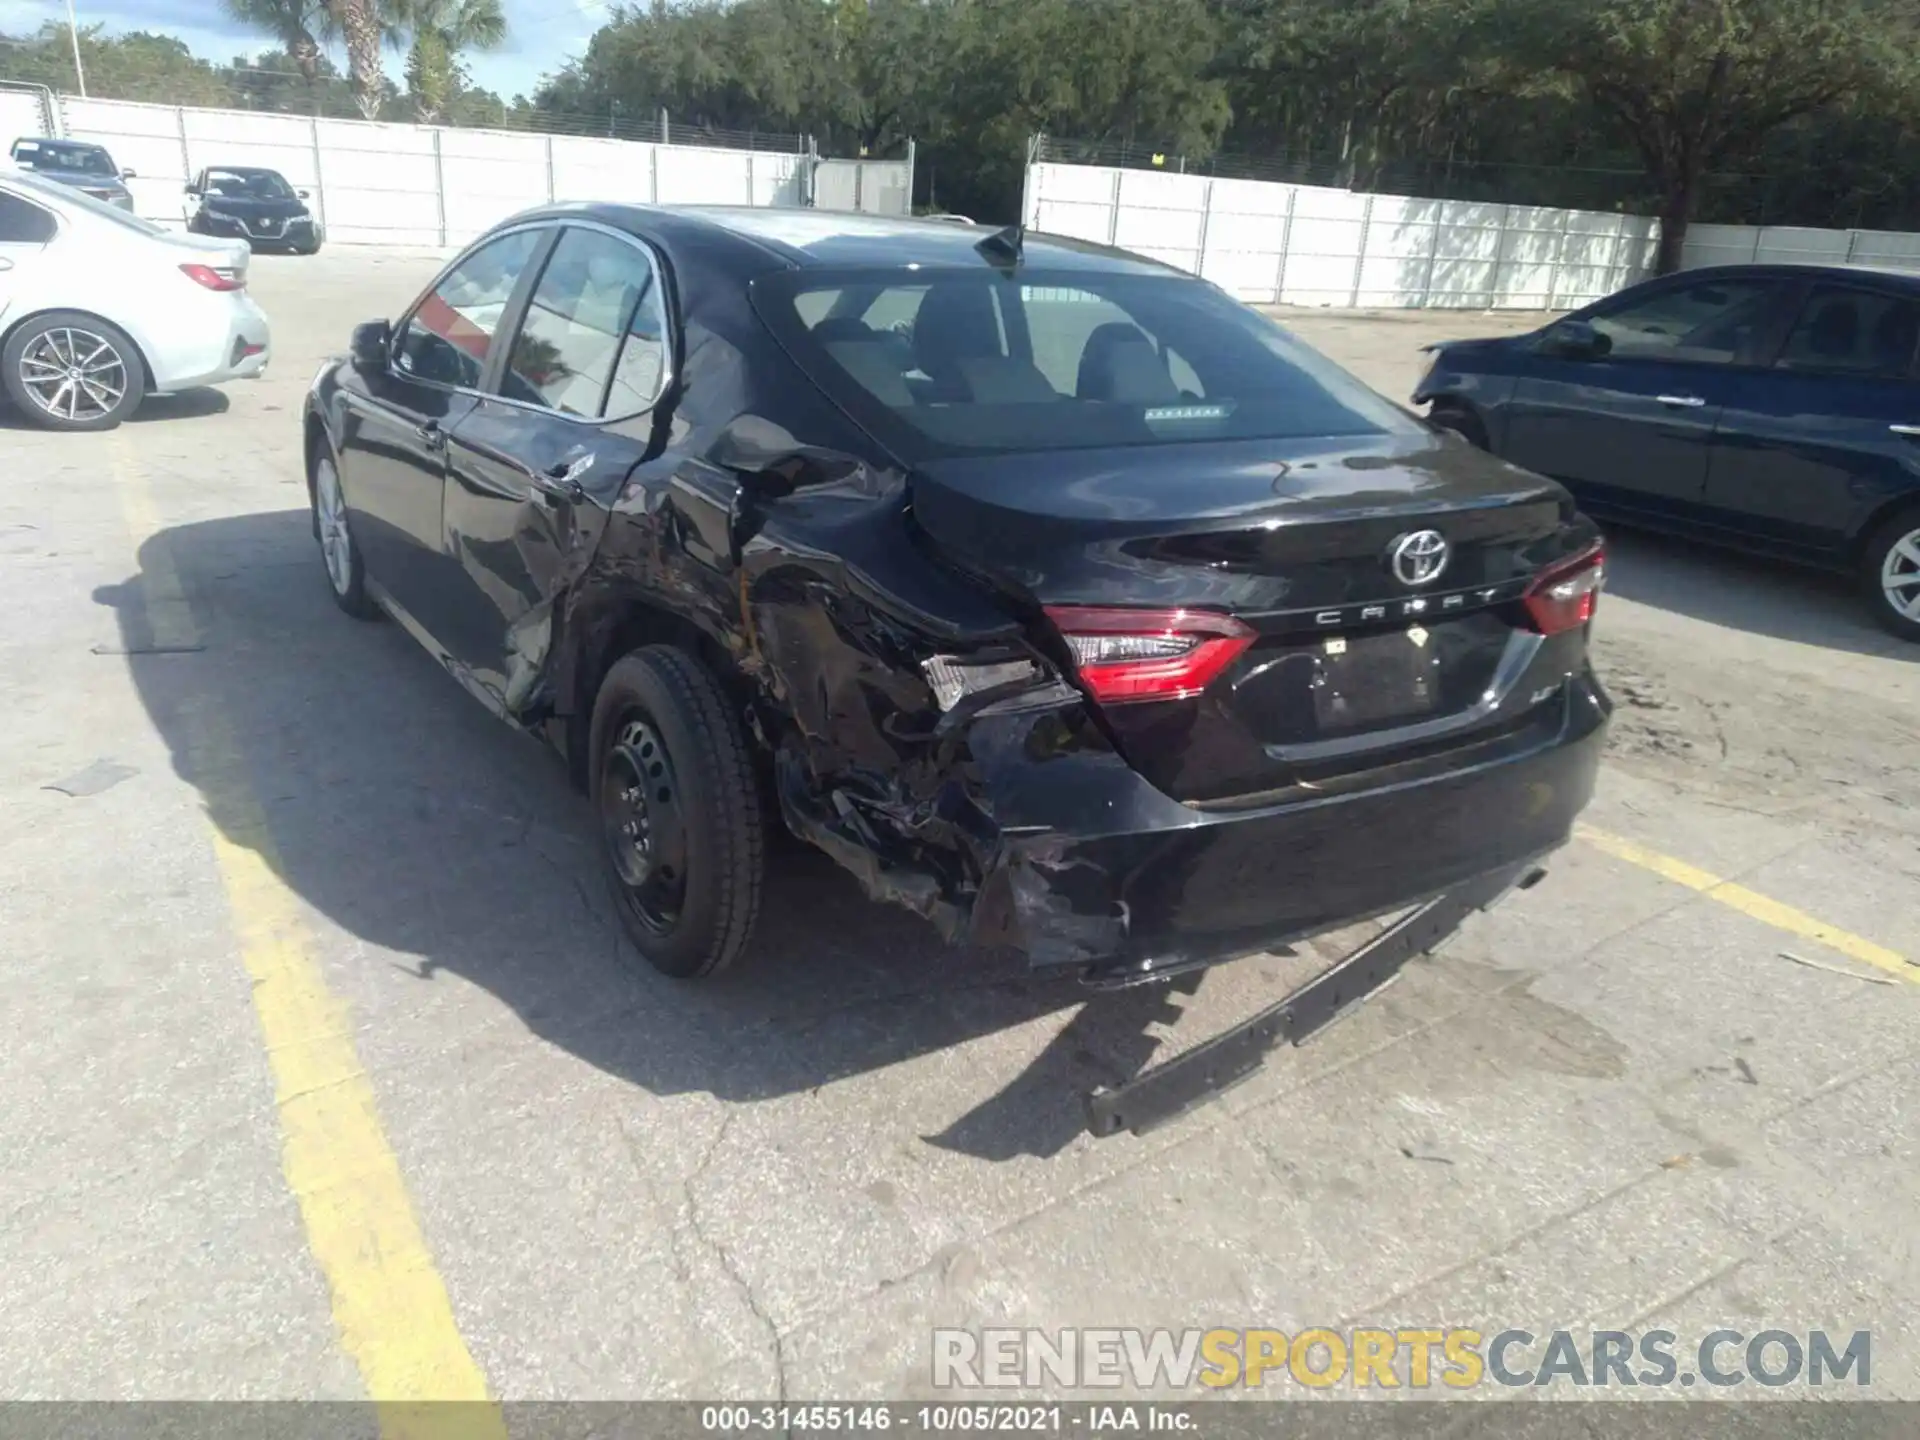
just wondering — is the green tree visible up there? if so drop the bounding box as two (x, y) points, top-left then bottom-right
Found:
(220, 0), (335, 92)
(0, 25), (234, 105)
(1218, 0), (1486, 187)
(390, 0), (508, 123)
(1501, 0), (1913, 271)
(328, 0), (388, 119)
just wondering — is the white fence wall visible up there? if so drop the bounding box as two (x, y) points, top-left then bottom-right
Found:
(1682, 222), (1920, 275)
(1, 85), (52, 143)
(1025, 162), (1659, 309)
(49, 95), (853, 246)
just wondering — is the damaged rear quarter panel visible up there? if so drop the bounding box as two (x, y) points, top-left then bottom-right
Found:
(546, 230), (1164, 964)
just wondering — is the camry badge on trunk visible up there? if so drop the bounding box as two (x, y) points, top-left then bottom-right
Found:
(1388, 529), (1450, 586)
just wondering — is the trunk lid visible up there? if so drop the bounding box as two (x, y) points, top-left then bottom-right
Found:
(909, 431), (1585, 802)
(164, 232), (251, 273)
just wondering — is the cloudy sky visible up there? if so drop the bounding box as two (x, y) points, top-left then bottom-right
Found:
(0, 0), (609, 101)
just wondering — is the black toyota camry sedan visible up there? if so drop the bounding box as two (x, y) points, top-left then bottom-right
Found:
(1414, 263), (1920, 638)
(302, 206), (1608, 992)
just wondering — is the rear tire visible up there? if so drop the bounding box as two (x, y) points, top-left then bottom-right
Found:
(2, 311), (143, 431)
(1861, 509), (1920, 641)
(590, 647), (764, 979)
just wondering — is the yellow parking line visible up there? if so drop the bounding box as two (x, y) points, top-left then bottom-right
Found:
(1575, 823), (1918, 987)
(112, 437), (506, 1437)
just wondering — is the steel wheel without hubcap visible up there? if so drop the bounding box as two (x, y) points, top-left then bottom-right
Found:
(601, 715), (689, 936)
(18, 327), (127, 424)
(315, 457), (354, 597)
(1879, 527), (1920, 625)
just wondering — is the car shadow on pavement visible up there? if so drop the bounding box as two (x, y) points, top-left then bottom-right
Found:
(1597, 523), (1916, 660)
(103, 509), (1230, 1161)
(0, 388), (230, 430)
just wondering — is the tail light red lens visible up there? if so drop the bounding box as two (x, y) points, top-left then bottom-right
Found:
(1044, 606), (1256, 705)
(180, 263), (244, 292)
(1523, 543), (1605, 635)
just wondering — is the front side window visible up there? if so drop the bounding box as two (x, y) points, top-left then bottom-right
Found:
(0, 190), (57, 245)
(502, 227), (668, 417)
(1775, 285), (1920, 379)
(395, 229), (544, 390)
(1587, 278), (1778, 364)
(758, 268), (1414, 458)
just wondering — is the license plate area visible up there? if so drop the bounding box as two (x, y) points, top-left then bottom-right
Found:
(1311, 628), (1442, 731)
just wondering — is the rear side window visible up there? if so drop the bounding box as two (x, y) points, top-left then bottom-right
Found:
(501, 226), (668, 417)
(395, 228), (543, 389)
(756, 268), (1416, 457)
(1775, 285), (1920, 379)
(0, 191), (57, 245)
(1587, 278), (1778, 364)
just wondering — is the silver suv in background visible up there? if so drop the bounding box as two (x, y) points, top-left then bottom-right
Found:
(8, 138), (135, 211)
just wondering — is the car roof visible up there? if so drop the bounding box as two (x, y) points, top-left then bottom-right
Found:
(12, 136), (107, 151)
(1665, 262), (1920, 291)
(511, 202), (1187, 278)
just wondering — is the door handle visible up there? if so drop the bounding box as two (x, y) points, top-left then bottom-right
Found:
(0, 257), (13, 272)
(1889, 424), (1920, 438)
(531, 452), (595, 503)
(1655, 394), (1707, 408)
(415, 420), (444, 447)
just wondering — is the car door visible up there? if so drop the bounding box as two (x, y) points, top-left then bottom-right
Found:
(437, 222), (678, 709)
(332, 224), (550, 643)
(1500, 273), (1789, 514)
(0, 186), (59, 325)
(1703, 279), (1920, 561)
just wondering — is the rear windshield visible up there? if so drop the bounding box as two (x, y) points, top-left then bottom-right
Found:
(753, 267), (1417, 458)
(11, 140), (116, 176)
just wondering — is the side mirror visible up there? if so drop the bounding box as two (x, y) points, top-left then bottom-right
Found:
(350, 319), (391, 373)
(297, 189), (311, 199)
(120, 168), (136, 180)
(183, 184), (197, 196)
(1541, 319), (1611, 360)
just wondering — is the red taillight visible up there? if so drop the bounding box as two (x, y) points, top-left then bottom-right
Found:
(1044, 605), (1256, 705)
(1523, 543), (1605, 635)
(179, 263), (243, 292)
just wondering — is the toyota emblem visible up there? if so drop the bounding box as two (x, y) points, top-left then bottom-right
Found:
(1388, 529), (1450, 586)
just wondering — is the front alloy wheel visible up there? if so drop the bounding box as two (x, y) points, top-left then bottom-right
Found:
(2, 313), (143, 430)
(313, 453), (377, 619)
(1864, 512), (1920, 642)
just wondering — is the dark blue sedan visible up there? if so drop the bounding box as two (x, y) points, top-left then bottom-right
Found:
(1413, 263), (1920, 638)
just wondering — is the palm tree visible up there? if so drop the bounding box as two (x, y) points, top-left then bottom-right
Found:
(330, 0), (389, 119)
(389, 0), (507, 123)
(220, 0), (335, 90)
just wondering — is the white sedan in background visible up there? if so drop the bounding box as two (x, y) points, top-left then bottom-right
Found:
(0, 166), (271, 430)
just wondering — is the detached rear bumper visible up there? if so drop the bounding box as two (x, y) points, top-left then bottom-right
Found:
(969, 674), (1609, 976)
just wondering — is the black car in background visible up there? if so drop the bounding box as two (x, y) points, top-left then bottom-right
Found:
(303, 206), (1607, 1000)
(1414, 263), (1920, 638)
(8, 137), (134, 209)
(186, 165), (322, 254)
